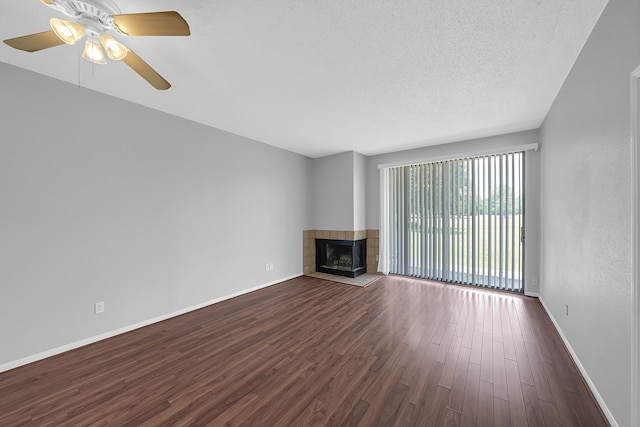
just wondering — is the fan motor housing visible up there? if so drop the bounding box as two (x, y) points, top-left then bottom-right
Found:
(44, 0), (123, 34)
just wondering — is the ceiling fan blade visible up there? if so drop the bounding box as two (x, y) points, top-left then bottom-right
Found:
(113, 12), (190, 36)
(3, 30), (64, 52)
(122, 49), (171, 90)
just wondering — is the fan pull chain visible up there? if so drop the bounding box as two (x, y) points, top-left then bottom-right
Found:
(91, 34), (95, 76)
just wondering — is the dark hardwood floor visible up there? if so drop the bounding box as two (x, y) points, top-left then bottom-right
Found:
(0, 275), (608, 426)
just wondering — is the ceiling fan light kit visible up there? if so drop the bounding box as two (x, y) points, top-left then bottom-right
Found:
(49, 18), (85, 44)
(4, 0), (190, 89)
(99, 34), (126, 61)
(81, 38), (106, 64)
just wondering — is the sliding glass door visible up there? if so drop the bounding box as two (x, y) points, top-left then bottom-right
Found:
(385, 152), (525, 292)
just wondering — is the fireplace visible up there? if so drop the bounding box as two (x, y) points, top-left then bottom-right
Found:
(316, 239), (366, 278)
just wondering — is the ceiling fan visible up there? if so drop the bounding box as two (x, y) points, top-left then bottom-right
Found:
(3, 0), (191, 90)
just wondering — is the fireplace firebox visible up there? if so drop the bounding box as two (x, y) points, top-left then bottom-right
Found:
(316, 239), (366, 278)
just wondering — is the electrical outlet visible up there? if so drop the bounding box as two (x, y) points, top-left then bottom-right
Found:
(565, 304), (569, 316)
(269, 262), (274, 270)
(95, 301), (105, 314)
(265, 263), (270, 271)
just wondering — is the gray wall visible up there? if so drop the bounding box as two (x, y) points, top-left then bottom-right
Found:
(311, 151), (354, 230)
(311, 150), (368, 231)
(365, 129), (541, 294)
(353, 152), (367, 230)
(539, 0), (639, 424)
(0, 62), (311, 367)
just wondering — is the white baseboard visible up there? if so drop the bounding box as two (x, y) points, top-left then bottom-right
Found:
(525, 291), (540, 298)
(538, 297), (618, 427)
(0, 274), (301, 374)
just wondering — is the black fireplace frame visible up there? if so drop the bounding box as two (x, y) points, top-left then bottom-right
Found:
(315, 238), (366, 278)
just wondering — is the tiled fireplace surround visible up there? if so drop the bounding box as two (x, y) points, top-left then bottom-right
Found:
(303, 229), (379, 276)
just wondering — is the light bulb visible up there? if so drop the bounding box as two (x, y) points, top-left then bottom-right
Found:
(99, 34), (128, 61)
(81, 39), (107, 64)
(50, 18), (85, 45)
(58, 26), (72, 39)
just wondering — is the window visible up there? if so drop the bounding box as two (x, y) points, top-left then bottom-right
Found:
(382, 152), (525, 292)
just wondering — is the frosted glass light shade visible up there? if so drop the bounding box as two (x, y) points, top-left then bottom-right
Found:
(99, 34), (128, 60)
(82, 39), (107, 64)
(50, 18), (85, 45)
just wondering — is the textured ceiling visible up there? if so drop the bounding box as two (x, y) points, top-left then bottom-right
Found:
(1, 0), (608, 158)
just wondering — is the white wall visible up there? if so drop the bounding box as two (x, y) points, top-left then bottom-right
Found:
(539, 0), (639, 424)
(365, 129), (541, 294)
(0, 62), (311, 367)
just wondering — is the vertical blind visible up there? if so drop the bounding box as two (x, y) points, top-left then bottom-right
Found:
(385, 152), (525, 292)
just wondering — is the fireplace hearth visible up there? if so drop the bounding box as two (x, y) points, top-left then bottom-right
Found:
(316, 238), (366, 278)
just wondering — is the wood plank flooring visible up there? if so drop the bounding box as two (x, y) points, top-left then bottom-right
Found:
(0, 275), (608, 426)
